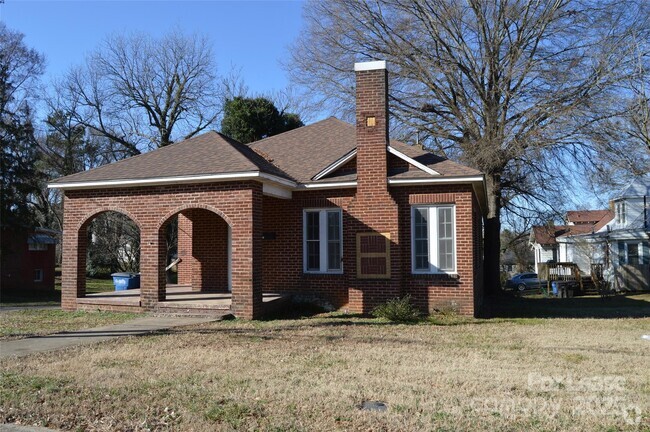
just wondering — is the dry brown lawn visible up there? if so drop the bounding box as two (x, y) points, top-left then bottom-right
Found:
(0, 310), (138, 340)
(1, 313), (648, 431)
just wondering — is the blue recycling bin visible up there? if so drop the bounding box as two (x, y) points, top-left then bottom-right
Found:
(111, 272), (140, 291)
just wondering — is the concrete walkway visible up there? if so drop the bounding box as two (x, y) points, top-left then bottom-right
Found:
(0, 316), (217, 359)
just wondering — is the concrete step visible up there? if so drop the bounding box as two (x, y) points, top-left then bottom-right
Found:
(152, 306), (233, 318)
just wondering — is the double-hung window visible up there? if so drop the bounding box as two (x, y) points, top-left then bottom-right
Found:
(411, 205), (456, 274)
(304, 209), (343, 273)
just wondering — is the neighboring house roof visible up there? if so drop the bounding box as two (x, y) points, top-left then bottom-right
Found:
(49, 131), (294, 185)
(531, 224), (595, 245)
(593, 211), (614, 232)
(49, 117), (482, 189)
(566, 210), (611, 224)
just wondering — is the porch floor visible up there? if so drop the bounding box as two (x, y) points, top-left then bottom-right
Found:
(77, 285), (288, 316)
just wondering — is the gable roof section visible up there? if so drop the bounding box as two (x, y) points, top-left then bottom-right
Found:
(566, 210), (611, 224)
(249, 117), (357, 183)
(593, 211), (614, 232)
(250, 117), (481, 183)
(49, 131), (293, 187)
(617, 174), (650, 199)
(531, 224), (599, 245)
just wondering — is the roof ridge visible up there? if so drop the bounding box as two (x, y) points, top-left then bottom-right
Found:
(216, 132), (296, 181)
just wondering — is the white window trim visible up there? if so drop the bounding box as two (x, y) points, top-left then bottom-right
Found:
(410, 205), (457, 275)
(303, 208), (344, 274)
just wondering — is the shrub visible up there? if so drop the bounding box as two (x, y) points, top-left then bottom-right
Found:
(372, 295), (421, 322)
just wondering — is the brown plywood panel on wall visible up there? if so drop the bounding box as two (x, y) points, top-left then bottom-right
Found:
(356, 232), (391, 279)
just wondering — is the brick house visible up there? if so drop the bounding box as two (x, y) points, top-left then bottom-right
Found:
(49, 61), (487, 319)
(1, 226), (58, 291)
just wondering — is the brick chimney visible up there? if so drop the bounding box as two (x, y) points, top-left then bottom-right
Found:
(347, 60), (401, 314)
(355, 60), (389, 197)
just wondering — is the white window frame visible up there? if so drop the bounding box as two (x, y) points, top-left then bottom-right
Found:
(411, 205), (457, 274)
(28, 243), (47, 251)
(33, 269), (43, 282)
(303, 208), (343, 274)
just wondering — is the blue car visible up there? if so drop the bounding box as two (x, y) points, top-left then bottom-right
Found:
(505, 272), (547, 291)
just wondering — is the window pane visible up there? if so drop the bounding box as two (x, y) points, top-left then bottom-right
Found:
(437, 207), (454, 271)
(618, 242), (626, 264)
(327, 211), (340, 241)
(307, 240), (320, 271)
(413, 208), (429, 270)
(327, 211), (341, 270)
(628, 243), (639, 265)
(306, 212), (319, 241)
(328, 241), (341, 270)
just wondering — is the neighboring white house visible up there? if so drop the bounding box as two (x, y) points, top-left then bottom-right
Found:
(530, 211), (611, 274)
(531, 175), (650, 291)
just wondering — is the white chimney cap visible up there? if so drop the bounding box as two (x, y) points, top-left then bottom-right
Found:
(354, 60), (387, 71)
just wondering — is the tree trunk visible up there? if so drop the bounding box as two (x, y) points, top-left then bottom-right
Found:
(483, 172), (502, 295)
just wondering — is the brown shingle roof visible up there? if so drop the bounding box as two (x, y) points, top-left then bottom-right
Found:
(50, 117), (482, 187)
(593, 211), (614, 231)
(249, 117), (480, 183)
(566, 210), (611, 224)
(249, 117), (357, 183)
(50, 131), (292, 184)
(532, 224), (597, 245)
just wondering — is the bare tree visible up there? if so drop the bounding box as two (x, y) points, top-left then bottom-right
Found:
(288, 0), (650, 293)
(57, 29), (222, 154)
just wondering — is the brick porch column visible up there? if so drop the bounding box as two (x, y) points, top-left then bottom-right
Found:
(230, 184), (264, 319)
(141, 225), (164, 309)
(60, 196), (84, 311)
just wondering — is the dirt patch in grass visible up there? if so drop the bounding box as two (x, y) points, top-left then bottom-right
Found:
(0, 316), (648, 431)
(0, 310), (139, 340)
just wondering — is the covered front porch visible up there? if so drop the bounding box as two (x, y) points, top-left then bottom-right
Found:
(58, 181), (272, 319)
(76, 285), (289, 317)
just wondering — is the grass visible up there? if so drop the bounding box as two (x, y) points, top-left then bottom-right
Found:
(0, 310), (138, 340)
(1, 309), (648, 431)
(1, 277), (121, 307)
(489, 292), (650, 318)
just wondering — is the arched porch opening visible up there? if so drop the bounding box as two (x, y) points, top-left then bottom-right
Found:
(75, 209), (141, 300)
(158, 207), (232, 300)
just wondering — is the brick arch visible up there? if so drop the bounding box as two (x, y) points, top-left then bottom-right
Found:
(76, 207), (143, 232)
(156, 203), (233, 230)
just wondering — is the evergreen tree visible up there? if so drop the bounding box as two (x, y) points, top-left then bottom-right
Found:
(220, 96), (304, 144)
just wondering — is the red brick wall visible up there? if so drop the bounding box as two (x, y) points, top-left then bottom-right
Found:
(177, 212), (193, 286)
(393, 185), (480, 316)
(191, 209), (229, 292)
(261, 184), (481, 316)
(262, 191), (355, 308)
(61, 181), (263, 319)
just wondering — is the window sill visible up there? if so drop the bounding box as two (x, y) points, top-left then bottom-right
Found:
(303, 271), (344, 276)
(411, 272), (459, 279)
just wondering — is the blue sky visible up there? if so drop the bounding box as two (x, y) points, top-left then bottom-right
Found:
(0, 0), (304, 96)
